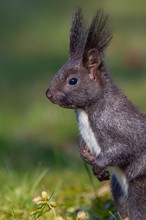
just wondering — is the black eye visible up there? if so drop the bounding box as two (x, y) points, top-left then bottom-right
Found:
(68, 77), (78, 85)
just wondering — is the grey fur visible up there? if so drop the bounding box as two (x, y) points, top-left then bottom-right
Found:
(46, 8), (146, 219)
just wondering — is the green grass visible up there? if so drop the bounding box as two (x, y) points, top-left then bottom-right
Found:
(0, 167), (115, 220)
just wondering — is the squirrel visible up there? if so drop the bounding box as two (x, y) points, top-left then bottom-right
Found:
(46, 8), (146, 220)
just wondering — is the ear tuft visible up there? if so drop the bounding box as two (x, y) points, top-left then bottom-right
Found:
(70, 8), (86, 57)
(69, 9), (112, 63)
(82, 10), (112, 61)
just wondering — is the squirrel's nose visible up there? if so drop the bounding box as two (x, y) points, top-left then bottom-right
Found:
(46, 88), (52, 100)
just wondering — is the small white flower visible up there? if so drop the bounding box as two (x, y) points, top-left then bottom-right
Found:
(32, 196), (42, 204)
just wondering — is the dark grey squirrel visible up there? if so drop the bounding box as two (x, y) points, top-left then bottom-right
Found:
(46, 8), (146, 220)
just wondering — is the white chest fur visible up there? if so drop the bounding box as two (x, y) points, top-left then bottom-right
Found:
(76, 109), (101, 156)
(76, 110), (128, 195)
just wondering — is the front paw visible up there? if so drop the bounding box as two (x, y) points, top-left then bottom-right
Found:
(79, 140), (94, 165)
(93, 164), (110, 181)
(81, 148), (94, 165)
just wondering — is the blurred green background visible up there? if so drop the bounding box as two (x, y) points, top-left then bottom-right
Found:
(1, 0), (146, 170)
(1, 0), (146, 219)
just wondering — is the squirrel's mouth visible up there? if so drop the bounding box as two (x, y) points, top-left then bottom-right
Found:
(46, 88), (82, 109)
(58, 102), (76, 109)
(46, 89), (74, 109)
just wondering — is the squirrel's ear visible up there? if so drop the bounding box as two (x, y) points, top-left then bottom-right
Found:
(80, 10), (112, 80)
(82, 48), (102, 80)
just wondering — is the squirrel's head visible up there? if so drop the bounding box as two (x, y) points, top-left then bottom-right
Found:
(46, 8), (112, 109)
